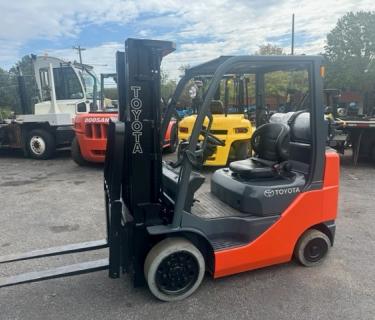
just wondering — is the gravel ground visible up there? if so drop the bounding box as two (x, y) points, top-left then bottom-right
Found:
(0, 149), (374, 320)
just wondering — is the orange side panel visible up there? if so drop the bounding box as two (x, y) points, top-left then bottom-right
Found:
(76, 132), (107, 162)
(323, 152), (340, 218)
(164, 119), (176, 146)
(74, 113), (177, 162)
(73, 113), (116, 163)
(213, 152), (340, 278)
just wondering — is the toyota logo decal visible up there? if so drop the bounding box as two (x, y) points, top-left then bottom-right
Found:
(264, 189), (275, 198)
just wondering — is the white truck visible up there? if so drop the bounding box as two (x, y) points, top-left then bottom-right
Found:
(0, 55), (99, 159)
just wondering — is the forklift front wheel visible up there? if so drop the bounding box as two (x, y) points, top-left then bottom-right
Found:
(71, 137), (90, 166)
(144, 237), (205, 302)
(294, 229), (331, 267)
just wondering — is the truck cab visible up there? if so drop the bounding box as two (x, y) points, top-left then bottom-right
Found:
(32, 55), (98, 119)
(0, 55), (100, 159)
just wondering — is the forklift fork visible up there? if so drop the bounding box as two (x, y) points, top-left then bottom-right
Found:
(0, 240), (108, 288)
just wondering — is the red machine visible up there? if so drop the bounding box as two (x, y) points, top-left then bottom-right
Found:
(72, 112), (177, 165)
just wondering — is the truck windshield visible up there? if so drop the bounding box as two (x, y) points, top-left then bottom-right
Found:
(53, 67), (84, 100)
(80, 70), (99, 100)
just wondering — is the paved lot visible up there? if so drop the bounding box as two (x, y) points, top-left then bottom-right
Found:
(0, 149), (374, 320)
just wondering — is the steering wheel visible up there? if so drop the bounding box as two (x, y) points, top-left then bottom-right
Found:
(200, 130), (225, 146)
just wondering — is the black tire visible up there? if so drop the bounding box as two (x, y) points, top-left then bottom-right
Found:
(71, 137), (89, 166)
(165, 125), (178, 153)
(26, 129), (55, 160)
(294, 229), (331, 267)
(144, 237), (205, 302)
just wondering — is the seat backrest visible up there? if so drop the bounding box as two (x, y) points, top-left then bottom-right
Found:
(251, 122), (290, 162)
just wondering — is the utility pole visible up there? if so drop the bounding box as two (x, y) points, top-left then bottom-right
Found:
(291, 13), (295, 55)
(72, 45), (86, 65)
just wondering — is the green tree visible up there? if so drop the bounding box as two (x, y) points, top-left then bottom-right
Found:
(10, 55), (39, 113)
(256, 45), (288, 97)
(0, 55), (39, 114)
(175, 65), (194, 108)
(254, 45), (309, 108)
(324, 11), (375, 110)
(160, 69), (176, 102)
(255, 44), (285, 56)
(0, 67), (19, 113)
(103, 87), (118, 100)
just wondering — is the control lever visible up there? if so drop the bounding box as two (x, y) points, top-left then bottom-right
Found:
(169, 143), (204, 169)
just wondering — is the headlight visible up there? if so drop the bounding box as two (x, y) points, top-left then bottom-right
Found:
(234, 127), (248, 134)
(179, 127), (189, 133)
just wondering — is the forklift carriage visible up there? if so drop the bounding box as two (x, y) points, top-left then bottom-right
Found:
(0, 38), (339, 302)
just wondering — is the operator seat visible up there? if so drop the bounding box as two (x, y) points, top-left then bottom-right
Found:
(211, 112), (310, 216)
(229, 121), (290, 179)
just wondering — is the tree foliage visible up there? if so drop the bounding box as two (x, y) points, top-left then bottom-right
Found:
(255, 44), (285, 56)
(0, 67), (19, 112)
(0, 55), (39, 114)
(103, 87), (118, 100)
(160, 69), (176, 102)
(324, 11), (375, 93)
(254, 44), (308, 105)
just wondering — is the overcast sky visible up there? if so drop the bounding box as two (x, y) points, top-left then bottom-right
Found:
(0, 0), (374, 79)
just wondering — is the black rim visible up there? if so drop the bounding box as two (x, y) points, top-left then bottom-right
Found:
(155, 251), (199, 295)
(304, 238), (328, 262)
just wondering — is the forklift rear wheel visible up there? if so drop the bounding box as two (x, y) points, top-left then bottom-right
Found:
(26, 129), (55, 160)
(144, 237), (205, 301)
(294, 229), (331, 267)
(71, 137), (89, 166)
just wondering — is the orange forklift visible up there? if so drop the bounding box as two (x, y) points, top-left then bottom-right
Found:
(71, 73), (178, 165)
(0, 39), (339, 302)
(71, 112), (177, 165)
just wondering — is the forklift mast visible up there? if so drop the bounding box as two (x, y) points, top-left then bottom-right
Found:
(119, 38), (175, 213)
(105, 39), (175, 283)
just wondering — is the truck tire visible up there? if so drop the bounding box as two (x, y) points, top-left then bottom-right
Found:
(144, 237), (205, 301)
(71, 137), (89, 166)
(26, 129), (56, 160)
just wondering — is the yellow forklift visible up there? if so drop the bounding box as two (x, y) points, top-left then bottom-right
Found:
(178, 69), (254, 166)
